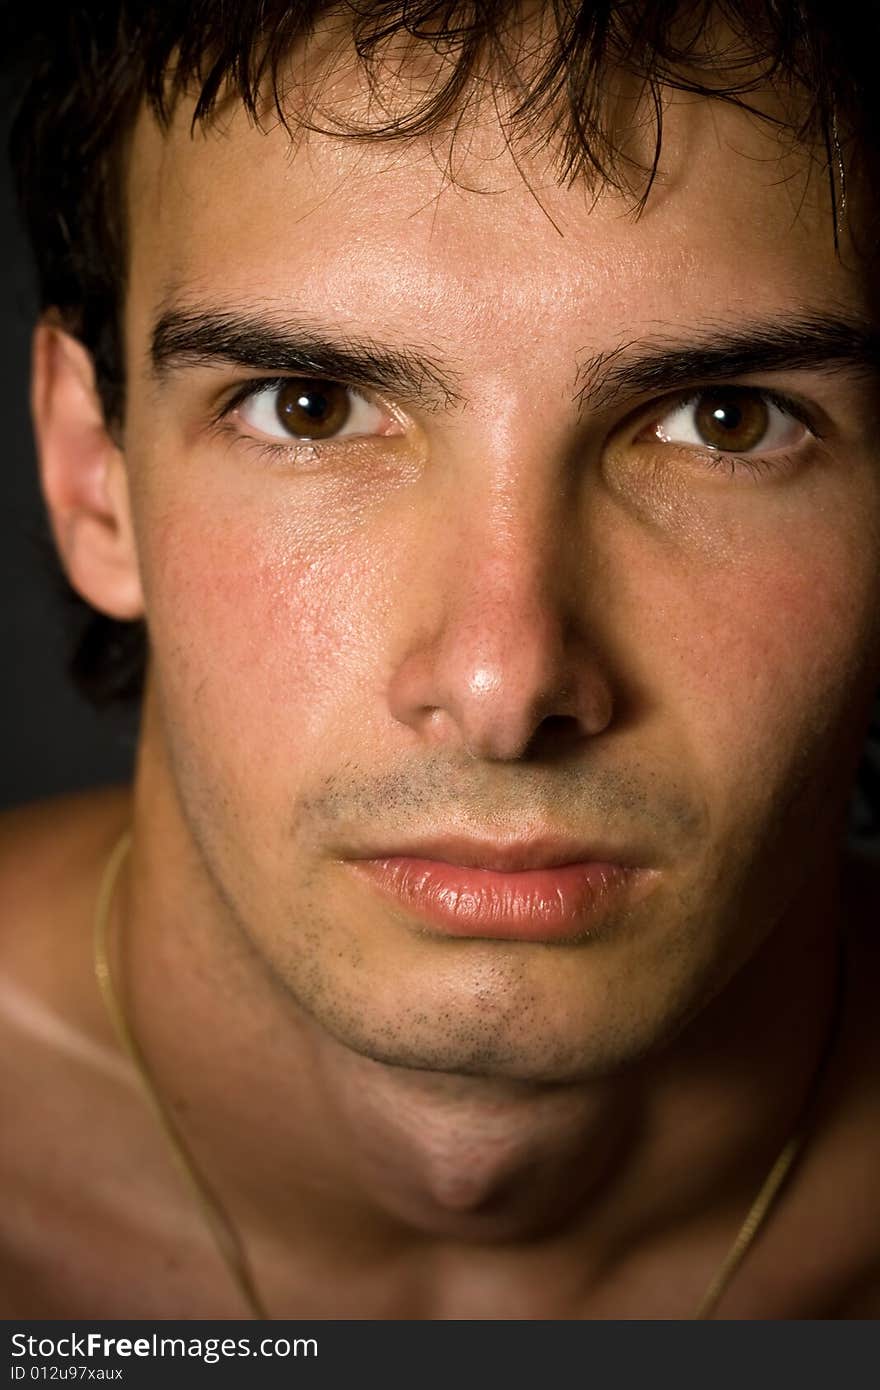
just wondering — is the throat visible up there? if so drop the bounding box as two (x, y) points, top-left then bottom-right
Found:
(330, 1060), (635, 1242)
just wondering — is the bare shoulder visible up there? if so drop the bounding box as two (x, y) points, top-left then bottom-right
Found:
(0, 783), (132, 969)
(0, 782), (132, 899)
(0, 784), (222, 1317)
(0, 780), (134, 1091)
(0, 781), (134, 1117)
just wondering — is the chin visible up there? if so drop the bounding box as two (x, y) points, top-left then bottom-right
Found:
(263, 887), (721, 1084)
(299, 990), (670, 1085)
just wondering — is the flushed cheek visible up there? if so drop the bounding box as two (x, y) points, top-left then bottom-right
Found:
(597, 450), (880, 765)
(141, 502), (389, 782)
(651, 536), (880, 826)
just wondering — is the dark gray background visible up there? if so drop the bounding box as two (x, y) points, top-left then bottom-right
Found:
(1, 54), (878, 849)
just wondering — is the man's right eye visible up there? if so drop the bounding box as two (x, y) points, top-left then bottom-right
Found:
(232, 377), (393, 443)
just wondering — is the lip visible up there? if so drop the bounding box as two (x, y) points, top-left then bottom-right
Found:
(345, 836), (651, 942)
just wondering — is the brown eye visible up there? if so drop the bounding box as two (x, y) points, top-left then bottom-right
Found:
(236, 378), (391, 445)
(652, 389), (806, 455)
(692, 392), (768, 451)
(274, 379), (352, 439)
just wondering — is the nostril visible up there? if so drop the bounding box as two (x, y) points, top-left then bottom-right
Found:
(522, 714), (588, 761)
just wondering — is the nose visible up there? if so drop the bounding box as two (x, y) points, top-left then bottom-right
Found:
(386, 494), (614, 762)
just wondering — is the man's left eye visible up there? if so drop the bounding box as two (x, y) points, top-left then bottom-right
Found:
(650, 389), (807, 454)
(236, 378), (390, 442)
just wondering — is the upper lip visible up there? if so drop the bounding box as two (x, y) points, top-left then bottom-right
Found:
(345, 833), (643, 873)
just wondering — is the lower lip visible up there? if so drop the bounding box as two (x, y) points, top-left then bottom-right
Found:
(348, 856), (642, 942)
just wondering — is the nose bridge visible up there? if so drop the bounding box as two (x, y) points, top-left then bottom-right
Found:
(453, 485), (564, 650)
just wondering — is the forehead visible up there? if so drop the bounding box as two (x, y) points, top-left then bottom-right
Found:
(125, 72), (865, 364)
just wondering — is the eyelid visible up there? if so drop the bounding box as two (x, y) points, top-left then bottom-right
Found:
(606, 382), (829, 483)
(211, 373), (405, 450)
(213, 374), (362, 422)
(635, 384), (822, 444)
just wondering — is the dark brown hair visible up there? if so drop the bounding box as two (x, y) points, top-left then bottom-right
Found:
(9, 1), (877, 704)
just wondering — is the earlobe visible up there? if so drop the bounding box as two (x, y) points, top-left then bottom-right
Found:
(30, 320), (144, 621)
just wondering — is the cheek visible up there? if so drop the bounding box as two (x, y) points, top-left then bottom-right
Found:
(619, 493), (880, 820)
(138, 495), (385, 769)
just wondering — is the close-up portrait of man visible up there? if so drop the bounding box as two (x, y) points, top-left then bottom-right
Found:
(1, 1), (879, 1322)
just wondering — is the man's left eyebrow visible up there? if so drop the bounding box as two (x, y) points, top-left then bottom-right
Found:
(149, 304), (464, 412)
(576, 314), (880, 411)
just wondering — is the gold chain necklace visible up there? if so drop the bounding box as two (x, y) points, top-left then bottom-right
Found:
(93, 826), (844, 1321)
(93, 829), (268, 1319)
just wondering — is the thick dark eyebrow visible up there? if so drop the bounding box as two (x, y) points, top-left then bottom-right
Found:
(576, 314), (880, 413)
(151, 304), (880, 422)
(150, 305), (464, 413)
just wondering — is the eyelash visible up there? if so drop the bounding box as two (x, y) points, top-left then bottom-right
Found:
(212, 375), (376, 459)
(213, 376), (822, 476)
(219, 375), (291, 418)
(638, 386), (821, 478)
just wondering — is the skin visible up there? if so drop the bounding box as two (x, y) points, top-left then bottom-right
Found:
(1, 49), (880, 1317)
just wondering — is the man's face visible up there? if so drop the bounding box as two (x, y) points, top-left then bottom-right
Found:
(119, 66), (880, 1081)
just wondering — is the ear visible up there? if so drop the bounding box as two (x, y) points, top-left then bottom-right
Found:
(30, 320), (144, 620)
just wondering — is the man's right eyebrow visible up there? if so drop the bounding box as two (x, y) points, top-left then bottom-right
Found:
(149, 305), (465, 413)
